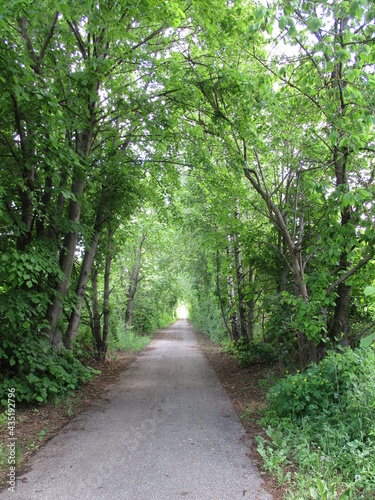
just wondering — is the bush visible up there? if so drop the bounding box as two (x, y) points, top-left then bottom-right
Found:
(260, 344), (375, 496)
(268, 346), (375, 420)
(222, 337), (278, 366)
(0, 334), (97, 406)
(108, 322), (151, 352)
(189, 295), (228, 344)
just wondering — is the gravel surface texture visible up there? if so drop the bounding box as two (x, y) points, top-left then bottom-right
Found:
(2, 320), (273, 500)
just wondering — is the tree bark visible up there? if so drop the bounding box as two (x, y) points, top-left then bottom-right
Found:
(226, 246), (240, 343)
(331, 280), (352, 347)
(246, 269), (255, 340)
(44, 176), (86, 346)
(43, 119), (97, 344)
(243, 168), (317, 367)
(100, 230), (114, 361)
(216, 250), (231, 337)
(91, 265), (102, 357)
(330, 198), (352, 346)
(64, 210), (104, 349)
(125, 234), (146, 328)
(233, 232), (247, 338)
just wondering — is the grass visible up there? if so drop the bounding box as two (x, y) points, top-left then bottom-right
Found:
(109, 327), (152, 352)
(256, 346), (375, 499)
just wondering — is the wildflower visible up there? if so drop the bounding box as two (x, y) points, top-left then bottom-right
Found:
(355, 475), (361, 482)
(304, 378), (307, 382)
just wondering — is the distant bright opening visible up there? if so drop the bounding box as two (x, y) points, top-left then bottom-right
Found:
(177, 304), (188, 319)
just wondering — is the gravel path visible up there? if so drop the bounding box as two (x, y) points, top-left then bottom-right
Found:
(2, 320), (273, 500)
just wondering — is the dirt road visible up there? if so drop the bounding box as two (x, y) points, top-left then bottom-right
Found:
(3, 320), (272, 499)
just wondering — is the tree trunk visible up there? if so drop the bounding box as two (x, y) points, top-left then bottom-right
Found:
(289, 248), (317, 367)
(125, 234), (146, 328)
(44, 177), (85, 346)
(275, 234), (289, 369)
(227, 247), (240, 343)
(331, 202), (352, 346)
(64, 211), (104, 349)
(91, 265), (102, 357)
(44, 129), (93, 345)
(331, 280), (352, 347)
(99, 231), (114, 361)
(233, 232), (247, 338)
(216, 250), (231, 337)
(243, 168), (317, 366)
(246, 268), (255, 340)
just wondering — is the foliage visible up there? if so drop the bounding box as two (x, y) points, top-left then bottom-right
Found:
(108, 323), (151, 353)
(189, 293), (228, 344)
(0, 240), (63, 334)
(0, 9), (374, 500)
(268, 346), (375, 420)
(0, 334), (97, 406)
(222, 337), (278, 366)
(260, 344), (375, 497)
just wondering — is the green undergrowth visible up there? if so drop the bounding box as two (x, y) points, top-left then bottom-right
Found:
(109, 323), (152, 352)
(257, 345), (375, 499)
(189, 297), (228, 344)
(0, 334), (98, 407)
(221, 336), (278, 366)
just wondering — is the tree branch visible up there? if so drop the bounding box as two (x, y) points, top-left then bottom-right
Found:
(39, 12), (59, 63)
(326, 253), (374, 297)
(18, 17), (39, 72)
(67, 20), (87, 59)
(131, 27), (163, 51)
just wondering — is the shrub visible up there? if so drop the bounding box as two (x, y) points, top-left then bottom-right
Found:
(260, 344), (375, 496)
(108, 322), (151, 352)
(0, 334), (97, 406)
(222, 337), (278, 366)
(268, 346), (375, 421)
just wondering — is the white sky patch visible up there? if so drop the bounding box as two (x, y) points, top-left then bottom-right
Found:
(177, 304), (188, 318)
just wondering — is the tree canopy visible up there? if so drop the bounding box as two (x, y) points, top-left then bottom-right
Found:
(1, 0), (375, 495)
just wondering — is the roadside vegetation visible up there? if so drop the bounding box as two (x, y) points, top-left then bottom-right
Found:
(1, 0), (375, 497)
(0, 332), (152, 489)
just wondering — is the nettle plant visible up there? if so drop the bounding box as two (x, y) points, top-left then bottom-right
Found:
(0, 334), (98, 405)
(268, 346), (375, 422)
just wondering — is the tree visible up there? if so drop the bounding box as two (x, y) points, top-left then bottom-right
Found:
(125, 234), (146, 328)
(162, 0), (375, 365)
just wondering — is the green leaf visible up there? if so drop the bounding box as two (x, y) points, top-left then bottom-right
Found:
(360, 331), (375, 348)
(339, 137), (348, 149)
(364, 286), (375, 297)
(307, 17), (323, 32)
(255, 5), (266, 21)
(279, 16), (288, 30)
